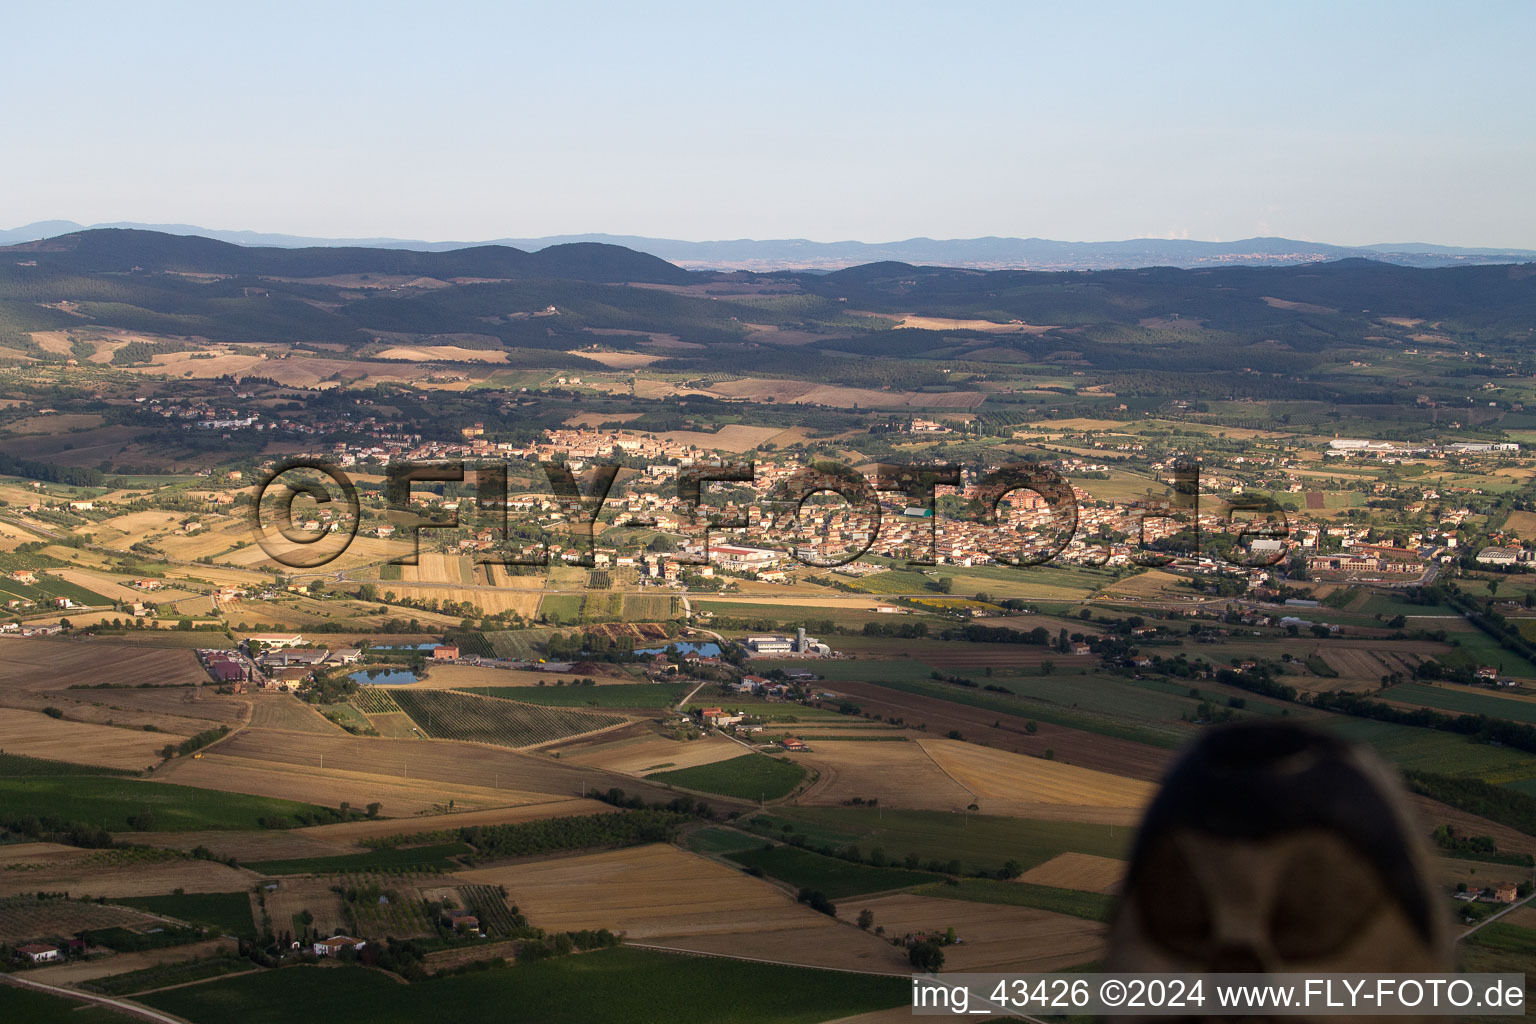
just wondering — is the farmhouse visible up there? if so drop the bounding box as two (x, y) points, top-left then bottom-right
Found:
(780, 737), (808, 751)
(1492, 884), (1519, 903)
(433, 645), (461, 661)
(444, 909), (480, 933)
(8, 570), (37, 585)
(247, 633), (303, 649)
(15, 943), (60, 963)
(313, 935), (367, 956)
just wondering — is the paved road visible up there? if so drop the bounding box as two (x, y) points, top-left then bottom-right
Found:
(0, 972), (193, 1024)
(1459, 892), (1533, 940)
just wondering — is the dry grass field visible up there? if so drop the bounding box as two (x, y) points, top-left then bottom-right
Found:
(705, 378), (987, 410)
(176, 725), (709, 809)
(158, 752), (563, 817)
(261, 877), (347, 937)
(834, 894), (1105, 972)
(657, 425), (786, 452)
(1313, 644), (1430, 681)
(62, 686), (246, 724)
(298, 797), (612, 843)
(1501, 906), (1536, 930)
(894, 316), (1053, 333)
(0, 894), (167, 943)
(402, 552), (473, 585)
(558, 733), (743, 775)
(0, 637), (206, 693)
(0, 855), (254, 898)
(1502, 510), (1536, 541)
(375, 346), (509, 362)
(642, 922), (911, 975)
(568, 350), (662, 368)
(409, 665), (586, 690)
(1097, 569), (1189, 600)
(248, 695), (345, 734)
(19, 685), (243, 737)
(824, 680), (1174, 782)
(791, 740), (975, 812)
(11, 939), (238, 986)
(1432, 857), (1528, 894)
(917, 738), (1155, 824)
(1014, 852), (1127, 893)
(454, 843), (848, 943)
(0, 710), (186, 770)
(0, 518), (45, 551)
(0, 843), (92, 872)
(384, 585), (541, 617)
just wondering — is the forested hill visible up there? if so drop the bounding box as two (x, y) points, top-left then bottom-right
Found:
(1, 230), (1534, 376)
(3, 228), (693, 284)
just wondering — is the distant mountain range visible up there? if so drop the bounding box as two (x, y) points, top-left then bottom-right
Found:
(2, 220), (1533, 271)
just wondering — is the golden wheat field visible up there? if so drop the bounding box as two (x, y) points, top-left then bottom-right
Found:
(453, 843), (830, 938)
(297, 797), (612, 843)
(0, 710), (187, 769)
(0, 637), (206, 692)
(642, 922), (910, 975)
(261, 876), (347, 937)
(789, 740), (975, 812)
(157, 752), (564, 817)
(385, 585), (541, 617)
(557, 733), (744, 775)
(835, 894), (1105, 972)
(248, 695), (346, 734)
(0, 895), (167, 944)
(1014, 852), (1127, 893)
(916, 738), (1154, 824)
(0, 854), (255, 899)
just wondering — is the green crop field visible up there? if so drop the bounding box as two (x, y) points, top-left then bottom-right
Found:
(390, 689), (623, 748)
(82, 955), (252, 997)
(1382, 682), (1536, 725)
(112, 892), (256, 938)
(0, 752), (137, 777)
(538, 594), (584, 623)
(141, 948), (908, 1024)
(621, 593), (677, 620)
(1437, 625), (1536, 679)
(0, 986), (140, 1024)
(766, 807), (1132, 878)
(0, 576), (112, 607)
(647, 752), (807, 801)
(684, 826), (767, 856)
(0, 777), (337, 832)
(458, 682), (689, 708)
(695, 600), (910, 630)
(752, 658), (941, 684)
(246, 842), (472, 876)
(839, 674), (1187, 748)
(1321, 718), (1536, 780)
(725, 843), (939, 898)
(579, 592), (624, 622)
(908, 878), (1115, 921)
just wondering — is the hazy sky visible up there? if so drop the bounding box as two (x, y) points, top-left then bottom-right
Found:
(5, 1), (1533, 247)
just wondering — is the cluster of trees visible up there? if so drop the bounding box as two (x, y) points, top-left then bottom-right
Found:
(159, 725), (229, 760)
(447, 810), (694, 862)
(0, 812), (114, 848)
